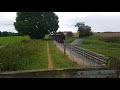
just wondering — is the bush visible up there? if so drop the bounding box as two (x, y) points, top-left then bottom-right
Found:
(56, 31), (64, 35)
(0, 40), (38, 71)
(66, 32), (73, 37)
(107, 57), (120, 69)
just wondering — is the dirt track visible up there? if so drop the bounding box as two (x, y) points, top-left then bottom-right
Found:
(47, 42), (53, 69)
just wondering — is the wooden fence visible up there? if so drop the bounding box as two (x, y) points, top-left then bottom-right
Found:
(67, 45), (109, 66)
(0, 68), (119, 78)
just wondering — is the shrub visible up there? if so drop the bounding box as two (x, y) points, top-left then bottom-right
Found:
(66, 32), (73, 37)
(0, 40), (38, 71)
(107, 57), (120, 69)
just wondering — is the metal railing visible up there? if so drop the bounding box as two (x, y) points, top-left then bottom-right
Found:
(67, 45), (109, 65)
(0, 68), (119, 78)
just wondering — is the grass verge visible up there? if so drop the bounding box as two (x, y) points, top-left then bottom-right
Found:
(77, 36), (120, 60)
(0, 40), (48, 72)
(0, 36), (30, 46)
(48, 40), (79, 69)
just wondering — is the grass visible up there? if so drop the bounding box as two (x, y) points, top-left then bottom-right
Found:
(0, 36), (30, 46)
(66, 36), (79, 43)
(94, 32), (120, 37)
(0, 39), (48, 72)
(99, 37), (120, 43)
(48, 40), (79, 69)
(0, 36), (80, 72)
(77, 36), (120, 60)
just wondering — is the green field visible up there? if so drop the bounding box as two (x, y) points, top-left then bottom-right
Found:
(48, 41), (79, 69)
(77, 36), (120, 60)
(0, 36), (30, 45)
(0, 36), (80, 72)
(0, 39), (48, 72)
(66, 36), (79, 43)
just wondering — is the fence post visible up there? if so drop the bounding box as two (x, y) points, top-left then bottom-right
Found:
(64, 40), (66, 55)
(0, 63), (2, 72)
(106, 58), (109, 66)
(83, 49), (84, 57)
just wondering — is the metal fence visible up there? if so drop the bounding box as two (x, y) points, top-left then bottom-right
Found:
(67, 45), (109, 66)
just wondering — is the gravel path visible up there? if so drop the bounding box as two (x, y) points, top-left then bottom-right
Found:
(54, 41), (103, 67)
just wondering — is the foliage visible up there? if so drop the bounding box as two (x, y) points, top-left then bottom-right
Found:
(1, 31), (9, 36)
(75, 22), (93, 37)
(0, 36), (29, 45)
(99, 37), (120, 43)
(94, 32), (120, 37)
(66, 37), (79, 43)
(0, 31), (2, 37)
(77, 36), (120, 60)
(0, 31), (19, 37)
(66, 31), (73, 37)
(14, 12), (59, 39)
(56, 31), (64, 35)
(0, 40), (48, 72)
(49, 41), (79, 68)
(107, 57), (120, 69)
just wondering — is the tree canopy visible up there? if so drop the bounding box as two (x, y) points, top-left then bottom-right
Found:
(0, 31), (18, 37)
(14, 12), (59, 39)
(66, 31), (73, 37)
(0, 31), (2, 37)
(75, 22), (93, 37)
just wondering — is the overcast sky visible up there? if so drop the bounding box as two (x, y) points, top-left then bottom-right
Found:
(0, 12), (120, 33)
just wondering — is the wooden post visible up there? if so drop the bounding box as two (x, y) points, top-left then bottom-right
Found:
(64, 40), (66, 55)
(83, 49), (84, 57)
(82, 49), (84, 66)
(106, 59), (109, 66)
(64, 34), (67, 55)
(0, 63), (2, 72)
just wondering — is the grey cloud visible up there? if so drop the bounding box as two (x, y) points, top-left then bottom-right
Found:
(58, 13), (120, 32)
(0, 18), (15, 32)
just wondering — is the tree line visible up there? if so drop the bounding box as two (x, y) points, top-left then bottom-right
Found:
(0, 31), (20, 37)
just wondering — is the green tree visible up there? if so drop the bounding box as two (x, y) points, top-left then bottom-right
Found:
(14, 12), (59, 39)
(0, 31), (2, 37)
(2, 31), (9, 36)
(75, 22), (93, 37)
(57, 31), (64, 35)
(66, 32), (73, 37)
